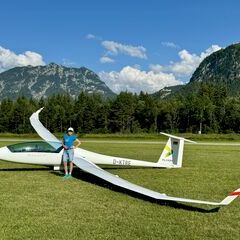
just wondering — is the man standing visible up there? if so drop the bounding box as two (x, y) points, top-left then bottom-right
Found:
(62, 127), (81, 178)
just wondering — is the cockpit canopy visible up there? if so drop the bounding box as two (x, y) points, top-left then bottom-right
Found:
(7, 141), (63, 153)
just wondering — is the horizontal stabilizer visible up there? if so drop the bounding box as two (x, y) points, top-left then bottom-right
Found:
(160, 132), (197, 144)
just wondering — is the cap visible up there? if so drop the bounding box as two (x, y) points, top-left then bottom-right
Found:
(67, 127), (74, 132)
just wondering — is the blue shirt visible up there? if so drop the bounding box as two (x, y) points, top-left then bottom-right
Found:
(63, 134), (77, 149)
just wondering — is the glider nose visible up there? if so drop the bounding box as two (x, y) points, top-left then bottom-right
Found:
(0, 146), (10, 161)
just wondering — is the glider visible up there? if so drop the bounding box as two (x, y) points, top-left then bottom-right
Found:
(0, 108), (239, 206)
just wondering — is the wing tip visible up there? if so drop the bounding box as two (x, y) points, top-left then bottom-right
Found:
(229, 189), (240, 196)
(36, 107), (44, 114)
(30, 107), (44, 120)
(219, 188), (240, 205)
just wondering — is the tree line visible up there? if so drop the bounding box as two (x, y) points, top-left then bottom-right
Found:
(0, 83), (240, 134)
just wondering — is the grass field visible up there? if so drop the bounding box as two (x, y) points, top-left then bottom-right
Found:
(2, 132), (240, 142)
(0, 139), (239, 240)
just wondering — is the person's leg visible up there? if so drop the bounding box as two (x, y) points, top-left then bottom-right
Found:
(69, 161), (74, 175)
(64, 161), (68, 175)
(69, 149), (74, 176)
(63, 151), (69, 177)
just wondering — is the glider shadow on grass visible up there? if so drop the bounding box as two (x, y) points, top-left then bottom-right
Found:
(0, 167), (49, 171)
(51, 168), (220, 213)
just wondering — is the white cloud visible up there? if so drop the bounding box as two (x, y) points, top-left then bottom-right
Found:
(85, 33), (102, 41)
(149, 64), (164, 73)
(150, 44), (222, 77)
(86, 34), (96, 39)
(62, 58), (76, 66)
(99, 65), (181, 94)
(102, 40), (147, 59)
(100, 56), (115, 64)
(0, 46), (45, 72)
(161, 41), (179, 48)
(99, 44), (221, 94)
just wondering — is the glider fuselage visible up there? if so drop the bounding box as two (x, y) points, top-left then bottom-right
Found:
(0, 141), (162, 168)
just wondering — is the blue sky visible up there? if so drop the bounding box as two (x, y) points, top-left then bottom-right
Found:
(0, 0), (240, 93)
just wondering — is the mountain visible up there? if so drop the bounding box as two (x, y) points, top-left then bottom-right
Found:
(0, 63), (115, 100)
(189, 43), (240, 94)
(151, 85), (184, 99)
(153, 43), (240, 98)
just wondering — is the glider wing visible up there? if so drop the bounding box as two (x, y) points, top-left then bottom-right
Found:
(30, 108), (239, 206)
(73, 156), (239, 206)
(30, 108), (61, 143)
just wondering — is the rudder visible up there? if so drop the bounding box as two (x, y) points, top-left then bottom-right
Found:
(157, 132), (196, 168)
(158, 137), (184, 168)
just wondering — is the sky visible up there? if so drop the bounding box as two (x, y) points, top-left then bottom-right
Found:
(0, 0), (240, 94)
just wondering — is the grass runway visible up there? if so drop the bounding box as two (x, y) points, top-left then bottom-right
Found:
(0, 139), (239, 240)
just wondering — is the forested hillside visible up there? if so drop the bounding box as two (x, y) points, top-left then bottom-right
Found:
(2, 44), (240, 134)
(0, 83), (239, 134)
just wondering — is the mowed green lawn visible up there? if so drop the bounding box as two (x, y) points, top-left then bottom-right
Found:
(0, 140), (239, 240)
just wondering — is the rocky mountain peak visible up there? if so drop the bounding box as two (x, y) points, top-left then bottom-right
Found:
(0, 63), (115, 100)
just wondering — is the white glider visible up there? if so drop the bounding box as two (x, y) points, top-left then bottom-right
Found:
(29, 108), (193, 169)
(0, 108), (239, 206)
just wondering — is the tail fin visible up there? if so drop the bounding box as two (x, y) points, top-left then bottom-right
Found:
(157, 132), (196, 168)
